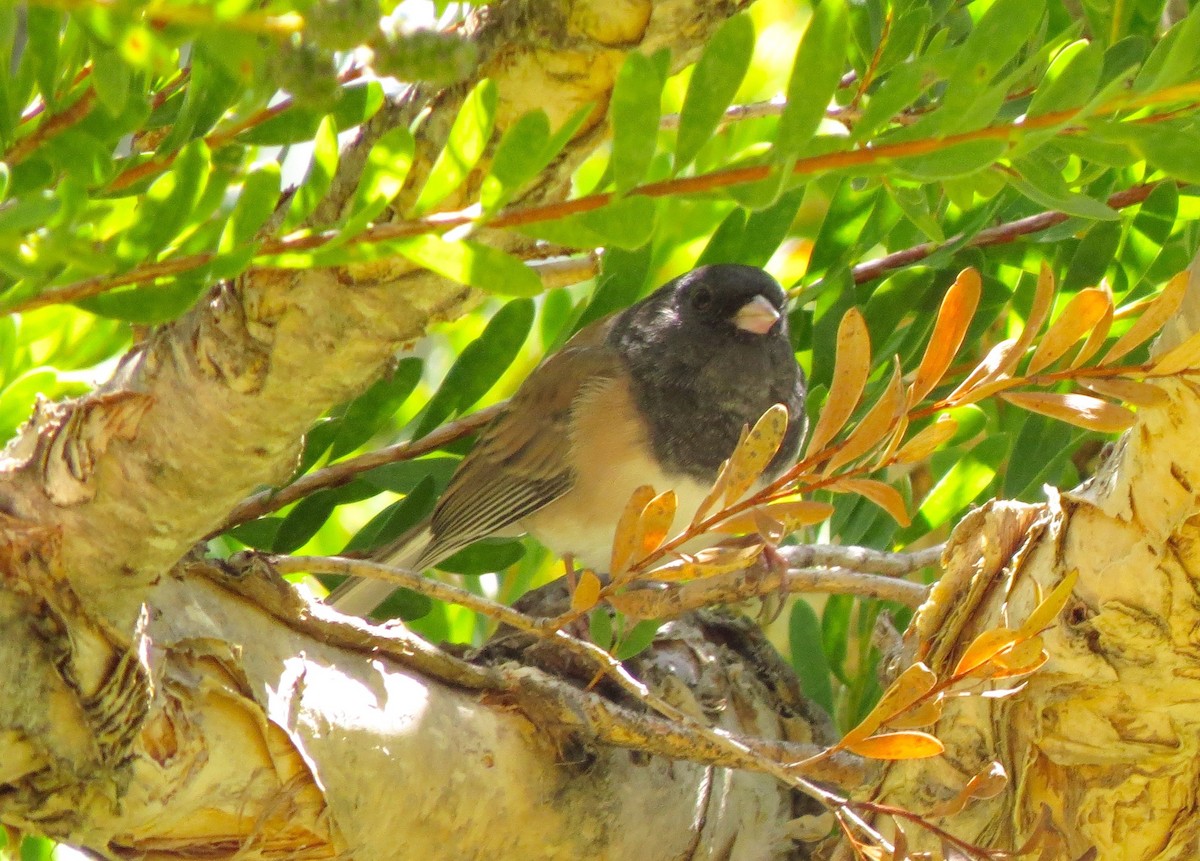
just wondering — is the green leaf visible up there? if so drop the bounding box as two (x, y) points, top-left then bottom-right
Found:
(286, 116), (339, 228)
(894, 138), (1006, 181)
(393, 234), (541, 297)
(610, 52), (664, 194)
(116, 138), (211, 261)
(481, 109), (549, 210)
(1134, 2), (1200, 93)
(438, 539), (526, 575)
(345, 476), (437, 553)
(413, 297), (534, 438)
(574, 244), (652, 331)
(342, 125), (415, 236)
(943, 0), (1043, 106)
(675, 14), (755, 172)
(615, 619), (660, 660)
(239, 80), (385, 146)
(91, 46), (132, 116)
(913, 435), (1007, 532)
(219, 162), (281, 251)
(521, 195), (657, 251)
(775, 0), (848, 165)
(851, 61), (928, 144)
(1007, 154), (1120, 220)
(480, 102), (594, 213)
(363, 457), (460, 495)
(327, 357), (423, 461)
(790, 599), (834, 715)
(1062, 219), (1122, 294)
(1138, 126), (1200, 185)
(227, 516), (283, 550)
(1027, 40), (1103, 120)
(589, 608), (614, 651)
(414, 78), (497, 215)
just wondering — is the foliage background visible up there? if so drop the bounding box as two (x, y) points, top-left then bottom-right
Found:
(2, 0), (1200, 853)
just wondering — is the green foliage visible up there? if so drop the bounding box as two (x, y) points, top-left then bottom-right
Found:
(6, 0), (1200, 738)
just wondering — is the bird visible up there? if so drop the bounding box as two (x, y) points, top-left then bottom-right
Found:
(329, 263), (807, 616)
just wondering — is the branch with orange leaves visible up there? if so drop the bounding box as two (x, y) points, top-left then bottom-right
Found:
(274, 553), (865, 794)
(569, 262), (1196, 629)
(8, 80), (1199, 316)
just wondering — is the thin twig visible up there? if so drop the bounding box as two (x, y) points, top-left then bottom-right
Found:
(617, 562), (930, 619)
(779, 543), (943, 577)
(213, 402), (506, 536)
(278, 554), (849, 809)
(843, 181), (1162, 288)
(5, 88), (96, 166)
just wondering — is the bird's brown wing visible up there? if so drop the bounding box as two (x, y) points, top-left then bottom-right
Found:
(412, 339), (622, 570)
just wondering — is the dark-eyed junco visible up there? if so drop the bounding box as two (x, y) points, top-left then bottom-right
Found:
(330, 264), (807, 615)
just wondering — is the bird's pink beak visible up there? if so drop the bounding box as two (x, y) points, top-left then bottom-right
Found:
(733, 294), (781, 335)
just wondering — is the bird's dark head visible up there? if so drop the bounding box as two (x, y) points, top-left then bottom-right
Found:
(670, 264), (790, 340)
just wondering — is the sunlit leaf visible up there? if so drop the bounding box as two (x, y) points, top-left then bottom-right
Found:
(1102, 270), (1190, 365)
(1026, 287), (1112, 375)
(675, 14), (755, 172)
(1017, 569), (1079, 639)
(952, 628), (1021, 678)
(725, 404), (789, 504)
(636, 490), (677, 557)
(414, 78), (497, 214)
(829, 478), (911, 526)
(806, 308), (871, 457)
(572, 570), (603, 612)
(928, 762), (1008, 817)
(611, 485), (657, 576)
(1000, 391), (1136, 433)
(893, 415), (959, 465)
(909, 268), (981, 405)
(825, 359), (905, 474)
(1077, 377), (1167, 408)
(845, 730), (944, 760)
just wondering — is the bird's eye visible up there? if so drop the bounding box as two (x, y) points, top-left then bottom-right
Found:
(691, 286), (713, 311)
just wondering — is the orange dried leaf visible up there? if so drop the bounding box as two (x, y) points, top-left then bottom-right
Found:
(829, 478), (911, 526)
(645, 542), (763, 582)
(1000, 391), (1136, 433)
(945, 337), (1018, 405)
(1018, 569), (1079, 639)
(1149, 328), (1200, 377)
(605, 590), (658, 620)
(953, 628), (1020, 678)
(824, 361), (906, 474)
(870, 662), (938, 727)
(928, 761), (1008, 817)
(572, 570), (603, 612)
(845, 730), (945, 760)
(909, 268), (981, 405)
(610, 485), (657, 576)
(1077, 377), (1168, 408)
(1026, 287), (1112, 375)
(1102, 270), (1190, 365)
(887, 696), (945, 730)
(691, 458), (732, 528)
(713, 500), (834, 537)
(725, 404), (790, 504)
(1070, 295), (1113, 369)
(805, 308), (871, 457)
(946, 376), (1016, 408)
(636, 490), (677, 556)
(893, 415), (959, 465)
(1016, 262), (1057, 359)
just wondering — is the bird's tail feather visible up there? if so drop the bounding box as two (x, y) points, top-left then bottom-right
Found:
(327, 524), (434, 615)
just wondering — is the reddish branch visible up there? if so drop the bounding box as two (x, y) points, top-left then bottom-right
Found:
(848, 181), (1163, 286)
